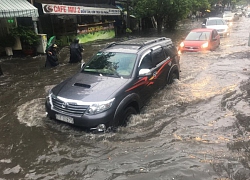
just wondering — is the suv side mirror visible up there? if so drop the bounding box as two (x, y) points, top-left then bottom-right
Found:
(139, 69), (151, 76)
(212, 37), (217, 41)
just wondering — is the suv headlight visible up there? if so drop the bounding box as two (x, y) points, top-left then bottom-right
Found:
(86, 98), (115, 115)
(46, 90), (55, 107)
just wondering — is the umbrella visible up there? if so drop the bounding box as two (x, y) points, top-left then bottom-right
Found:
(46, 36), (56, 50)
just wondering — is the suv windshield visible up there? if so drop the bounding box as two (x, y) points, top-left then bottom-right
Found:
(82, 52), (137, 77)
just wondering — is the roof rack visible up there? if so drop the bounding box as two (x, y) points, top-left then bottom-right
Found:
(121, 37), (168, 47)
(105, 42), (117, 49)
(138, 37), (169, 49)
(104, 37), (170, 50)
(143, 37), (167, 46)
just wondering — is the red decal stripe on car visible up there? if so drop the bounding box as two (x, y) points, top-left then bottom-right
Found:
(126, 58), (171, 92)
(156, 59), (171, 78)
(126, 77), (148, 92)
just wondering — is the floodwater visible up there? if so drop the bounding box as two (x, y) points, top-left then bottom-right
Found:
(0, 17), (250, 180)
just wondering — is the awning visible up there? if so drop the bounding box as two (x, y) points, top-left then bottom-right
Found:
(0, 0), (39, 18)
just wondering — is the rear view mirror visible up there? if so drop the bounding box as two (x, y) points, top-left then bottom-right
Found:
(212, 38), (217, 41)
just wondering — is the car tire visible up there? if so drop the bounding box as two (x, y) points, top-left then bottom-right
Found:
(119, 106), (137, 126)
(108, 106), (137, 131)
(167, 72), (178, 84)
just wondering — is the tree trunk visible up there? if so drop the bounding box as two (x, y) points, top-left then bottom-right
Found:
(156, 18), (163, 33)
(0, 65), (3, 76)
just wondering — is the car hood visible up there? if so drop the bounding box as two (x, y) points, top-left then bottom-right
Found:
(183, 40), (208, 47)
(223, 17), (233, 20)
(206, 25), (228, 30)
(52, 73), (130, 102)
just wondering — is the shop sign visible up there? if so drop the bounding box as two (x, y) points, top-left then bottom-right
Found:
(42, 4), (121, 16)
(77, 22), (114, 34)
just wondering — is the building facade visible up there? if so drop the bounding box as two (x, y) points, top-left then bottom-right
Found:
(0, 0), (121, 56)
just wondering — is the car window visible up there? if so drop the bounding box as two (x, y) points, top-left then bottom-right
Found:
(139, 52), (153, 69)
(207, 19), (225, 25)
(207, 19), (218, 25)
(217, 19), (226, 25)
(151, 47), (166, 66)
(185, 31), (211, 41)
(211, 30), (215, 38)
(83, 52), (137, 77)
(213, 30), (219, 37)
(163, 46), (174, 58)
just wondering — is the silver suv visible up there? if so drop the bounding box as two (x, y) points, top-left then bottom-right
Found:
(202, 17), (230, 37)
(45, 37), (180, 132)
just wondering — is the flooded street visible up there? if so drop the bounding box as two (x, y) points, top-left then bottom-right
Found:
(1, 17), (250, 180)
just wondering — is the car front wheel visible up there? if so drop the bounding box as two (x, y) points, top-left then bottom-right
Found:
(119, 106), (137, 126)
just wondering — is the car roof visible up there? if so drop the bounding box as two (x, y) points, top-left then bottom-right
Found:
(191, 28), (214, 32)
(102, 37), (172, 53)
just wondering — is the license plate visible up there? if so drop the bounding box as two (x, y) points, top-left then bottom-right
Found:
(55, 114), (74, 124)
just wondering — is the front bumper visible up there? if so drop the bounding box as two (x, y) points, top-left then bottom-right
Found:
(179, 46), (209, 53)
(45, 100), (114, 128)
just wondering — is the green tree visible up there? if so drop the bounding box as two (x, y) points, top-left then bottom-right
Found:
(132, 0), (211, 32)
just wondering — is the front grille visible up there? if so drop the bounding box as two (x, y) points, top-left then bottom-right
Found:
(52, 97), (89, 117)
(185, 46), (198, 49)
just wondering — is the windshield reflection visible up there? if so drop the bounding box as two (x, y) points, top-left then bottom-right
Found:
(185, 31), (210, 41)
(82, 52), (137, 78)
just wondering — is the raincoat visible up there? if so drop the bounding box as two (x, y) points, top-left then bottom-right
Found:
(69, 39), (83, 63)
(45, 44), (59, 68)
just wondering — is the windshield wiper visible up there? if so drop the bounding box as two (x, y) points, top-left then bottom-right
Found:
(81, 70), (100, 74)
(103, 71), (121, 78)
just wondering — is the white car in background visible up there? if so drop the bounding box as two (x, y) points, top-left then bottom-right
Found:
(223, 12), (236, 26)
(202, 17), (230, 37)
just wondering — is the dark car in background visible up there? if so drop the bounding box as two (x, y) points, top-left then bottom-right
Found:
(45, 37), (180, 132)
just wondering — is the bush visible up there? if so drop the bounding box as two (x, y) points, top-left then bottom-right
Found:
(10, 26), (40, 47)
(126, 28), (132, 33)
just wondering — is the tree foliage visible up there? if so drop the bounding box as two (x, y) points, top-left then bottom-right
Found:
(131, 0), (213, 31)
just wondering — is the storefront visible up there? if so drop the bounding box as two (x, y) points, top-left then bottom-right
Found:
(35, 2), (121, 45)
(0, 0), (39, 55)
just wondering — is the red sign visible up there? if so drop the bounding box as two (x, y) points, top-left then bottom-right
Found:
(42, 4), (120, 16)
